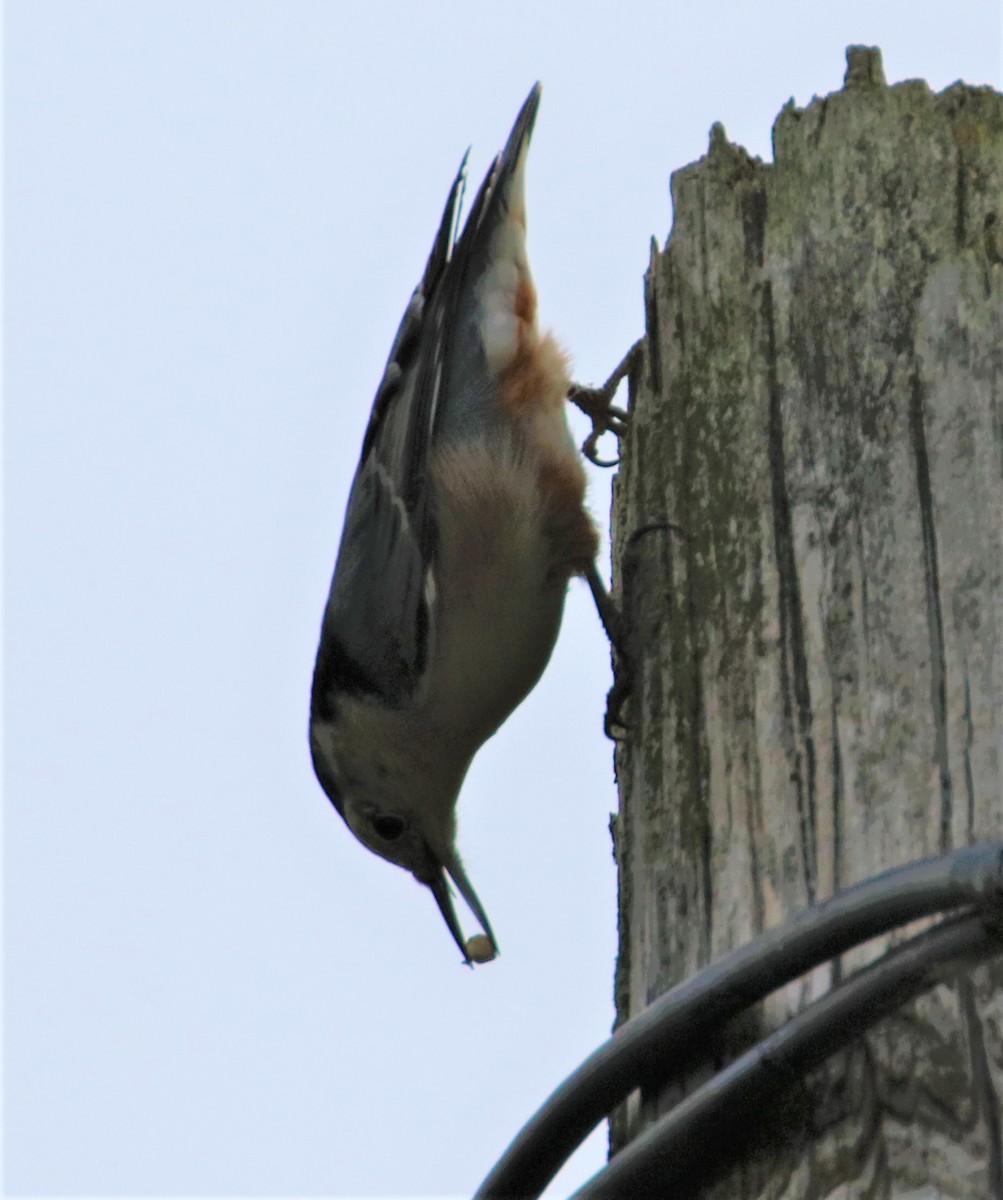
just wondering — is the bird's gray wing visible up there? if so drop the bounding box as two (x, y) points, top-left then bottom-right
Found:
(311, 164), (465, 716)
(312, 83), (543, 719)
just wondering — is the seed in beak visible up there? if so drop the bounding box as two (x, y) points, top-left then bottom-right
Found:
(465, 934), (496, 964)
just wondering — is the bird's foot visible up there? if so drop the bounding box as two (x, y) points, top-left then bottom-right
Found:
(584, 561), (633, 740)
(567, 338), (642, 467)
(585, 523), (687, 740)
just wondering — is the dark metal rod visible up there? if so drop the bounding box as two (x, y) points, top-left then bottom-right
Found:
(474, 842), (1003, 1200)
(571, 912), (1002, 1199)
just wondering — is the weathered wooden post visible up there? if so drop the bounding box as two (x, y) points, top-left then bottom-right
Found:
(611, 46), (1003, 1196)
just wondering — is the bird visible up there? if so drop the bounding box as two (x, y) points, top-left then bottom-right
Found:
(309, 84), (634, 966)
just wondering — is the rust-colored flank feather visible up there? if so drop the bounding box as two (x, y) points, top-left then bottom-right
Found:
(492, 267), (598, 576)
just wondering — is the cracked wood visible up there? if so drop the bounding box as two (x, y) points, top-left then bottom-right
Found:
(610, 45), (1003, 1199)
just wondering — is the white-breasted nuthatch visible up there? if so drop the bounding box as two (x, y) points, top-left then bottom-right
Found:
(310, 85), (632, 966)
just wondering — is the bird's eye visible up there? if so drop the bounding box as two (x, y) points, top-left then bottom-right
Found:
(371, 813), (407, 842)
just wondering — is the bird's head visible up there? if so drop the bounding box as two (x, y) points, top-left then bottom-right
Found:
(310, 705), (498, 967)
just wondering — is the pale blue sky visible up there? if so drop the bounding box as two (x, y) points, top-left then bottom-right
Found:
(5, 2), (1001, 1197)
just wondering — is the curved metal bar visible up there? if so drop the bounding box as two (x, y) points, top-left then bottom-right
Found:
(474, 842), (1003, 1200)
(571, 912), (1002, 1199)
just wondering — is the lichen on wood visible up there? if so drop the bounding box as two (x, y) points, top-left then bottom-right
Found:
(611, 45), (1003, 1197)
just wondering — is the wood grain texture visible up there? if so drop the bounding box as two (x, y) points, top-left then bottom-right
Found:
(610, 47), (1003, 1197)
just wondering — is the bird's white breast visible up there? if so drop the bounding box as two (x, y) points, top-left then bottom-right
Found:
(423, 430), (572, 742)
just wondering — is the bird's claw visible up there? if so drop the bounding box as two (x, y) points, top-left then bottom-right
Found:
(568, 339), (642, 467)
(584, 561), (634, 740)
(603, 676), (633, 741)
(578, 402), (629, 467)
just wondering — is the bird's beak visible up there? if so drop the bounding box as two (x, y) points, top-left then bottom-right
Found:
(428, 855), (498, 967)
